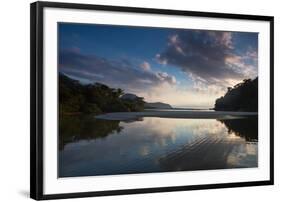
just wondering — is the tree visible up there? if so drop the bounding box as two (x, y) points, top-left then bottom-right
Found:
(214, 77), (258, 112)
(59, 73), (146, 114)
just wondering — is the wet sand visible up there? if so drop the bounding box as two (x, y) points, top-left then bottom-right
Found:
(95, 110), (258, 121)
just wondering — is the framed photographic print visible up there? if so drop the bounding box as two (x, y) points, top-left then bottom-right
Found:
(30, 1), (274, 200)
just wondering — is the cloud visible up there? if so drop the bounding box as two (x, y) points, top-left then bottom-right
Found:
(156, 72), (176, 84)
(140, 61), (151, 71)
(156, 54), (167, 65)
(156, 30), (258, 90)
(138, 82), (220, 107)
(59, 49), (176, 95)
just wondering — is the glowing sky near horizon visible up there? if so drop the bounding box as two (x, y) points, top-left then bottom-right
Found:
(58, 23), (258, 107)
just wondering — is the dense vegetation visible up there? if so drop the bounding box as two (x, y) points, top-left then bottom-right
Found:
(59, 73), (145, 115)
(214, 77), (258, 112)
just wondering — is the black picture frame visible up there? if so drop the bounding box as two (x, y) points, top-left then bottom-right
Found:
(30, 1), (274, 200)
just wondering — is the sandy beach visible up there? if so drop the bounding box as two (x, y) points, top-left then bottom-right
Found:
(95, 110), (258, 121)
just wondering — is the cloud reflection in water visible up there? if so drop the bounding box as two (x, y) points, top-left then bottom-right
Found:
(59, 117), (258, 177)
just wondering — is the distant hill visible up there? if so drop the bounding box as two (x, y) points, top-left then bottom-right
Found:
(214, 77), (258, 112)
(144, 102), (172, 109)
(121, 93), (172, 109)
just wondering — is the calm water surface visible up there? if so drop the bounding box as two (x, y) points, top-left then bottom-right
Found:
(59, 116), (258, 177)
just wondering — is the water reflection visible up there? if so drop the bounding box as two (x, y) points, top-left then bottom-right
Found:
(59, 115), (123, 150)
(59, 116), (258, 177)
(219, 117), (258, 141)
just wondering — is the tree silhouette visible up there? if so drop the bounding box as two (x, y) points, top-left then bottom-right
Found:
(214, 77), (258, 112)
(59, 73), (144, 114)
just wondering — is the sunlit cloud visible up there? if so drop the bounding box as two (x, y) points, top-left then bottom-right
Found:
(137, 82), (220, 107)
(156, 30), (258, 93)
(140, 61), (151, 71)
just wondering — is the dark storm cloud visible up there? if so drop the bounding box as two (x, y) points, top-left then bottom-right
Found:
(156, 30), (258, 86)
(59, 49), (176, 92)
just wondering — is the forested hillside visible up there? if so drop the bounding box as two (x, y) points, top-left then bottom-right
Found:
(214, 77), (258, 112)
(59, 73), (145, 114)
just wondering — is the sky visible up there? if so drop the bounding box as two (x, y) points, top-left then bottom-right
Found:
(58, 23), (258, 108)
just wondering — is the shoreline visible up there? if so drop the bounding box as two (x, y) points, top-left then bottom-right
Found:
(95, 110), (258, 121)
